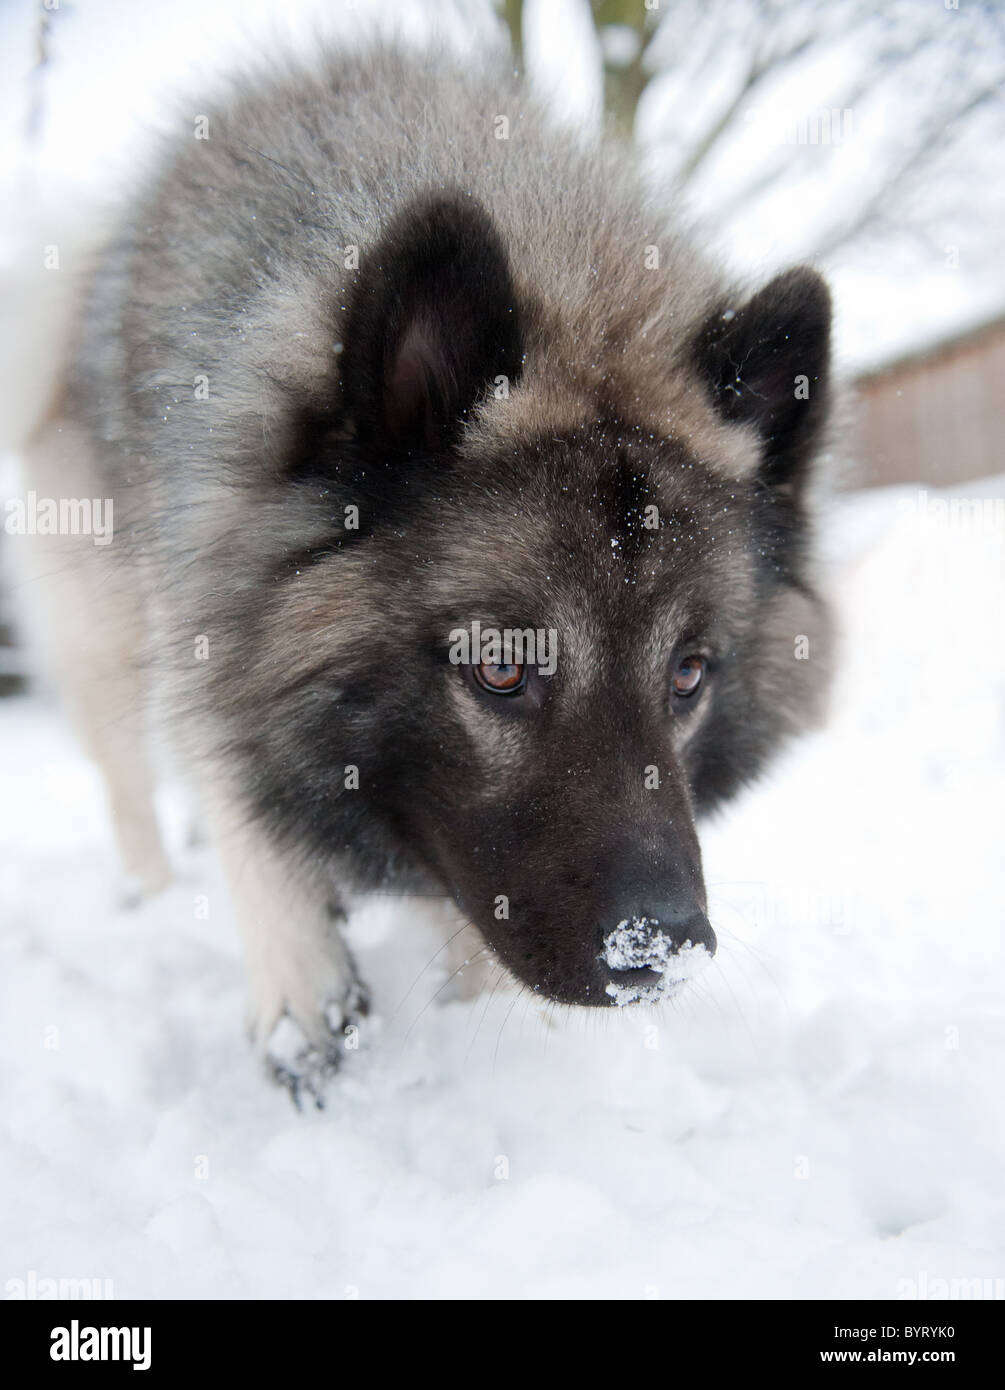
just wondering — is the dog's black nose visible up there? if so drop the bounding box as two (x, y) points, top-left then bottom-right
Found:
(600, 848), (716, 950)
(595, 850), (716, 1005)
(618, 885), (716, 950)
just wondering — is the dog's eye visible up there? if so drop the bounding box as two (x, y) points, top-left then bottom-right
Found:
(671, 655), (705, 698)
(473, 662), (526, 695)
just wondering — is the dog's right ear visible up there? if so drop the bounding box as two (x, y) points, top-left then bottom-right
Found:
(340, 193), (523, 457)
(693, 266), (831, 492)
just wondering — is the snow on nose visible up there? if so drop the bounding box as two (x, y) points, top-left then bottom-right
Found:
(600, 915), (713, 1006)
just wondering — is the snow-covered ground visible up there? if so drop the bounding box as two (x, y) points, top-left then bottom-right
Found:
(2, 479), (1002, 1300)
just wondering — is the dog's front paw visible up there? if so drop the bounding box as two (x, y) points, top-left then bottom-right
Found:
(260, 985), (369, 1110)
(264, 1013), (340, 1110)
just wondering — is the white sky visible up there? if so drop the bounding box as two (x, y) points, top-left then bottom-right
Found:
(1, 0), (1001, 374)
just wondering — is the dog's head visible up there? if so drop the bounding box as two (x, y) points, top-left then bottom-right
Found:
(245, 192), (832, 1007)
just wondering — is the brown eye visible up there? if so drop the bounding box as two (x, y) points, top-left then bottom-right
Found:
(474, 662), (526, 695)
(671, 655), (705, 698)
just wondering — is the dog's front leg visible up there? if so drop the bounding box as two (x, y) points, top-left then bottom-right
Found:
(206, 789), (368, 1107)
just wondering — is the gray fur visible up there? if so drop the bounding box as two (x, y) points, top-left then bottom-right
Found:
(17, 39), (833, 1099)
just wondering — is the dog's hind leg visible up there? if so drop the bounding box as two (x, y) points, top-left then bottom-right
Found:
(69, 647), (172, 901)
(204, 785), (369, 1107)
(14, 414), (172, 898)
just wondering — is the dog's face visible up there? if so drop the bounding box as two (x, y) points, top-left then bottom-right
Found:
(377, 431), (738, 1006)
(242, 194), (832, 1007)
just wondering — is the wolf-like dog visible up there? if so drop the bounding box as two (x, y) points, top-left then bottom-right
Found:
(17, 40), (832, 1102)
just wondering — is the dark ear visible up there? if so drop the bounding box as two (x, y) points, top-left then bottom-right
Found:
(340, 193), (523, 455)
(694, 267), (831, 488)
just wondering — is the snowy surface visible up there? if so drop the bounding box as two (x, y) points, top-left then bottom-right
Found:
(2, 479), (1003, 1300)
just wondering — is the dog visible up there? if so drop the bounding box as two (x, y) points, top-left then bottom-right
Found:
(15, 39), (833, 1103)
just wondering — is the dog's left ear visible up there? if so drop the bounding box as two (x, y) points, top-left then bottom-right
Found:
(694, 267), (831, 489)
(340, 192), (523, 457)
